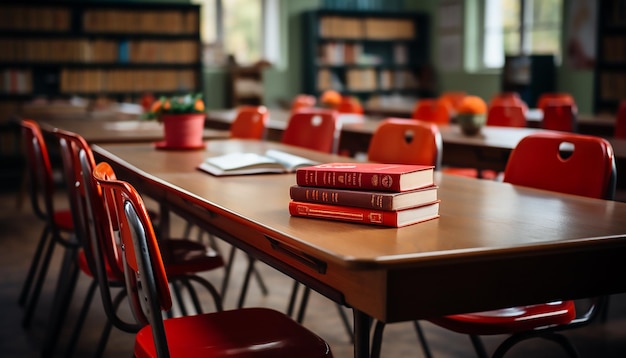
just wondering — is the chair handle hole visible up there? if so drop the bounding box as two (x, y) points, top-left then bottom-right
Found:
(311, 115), (322, 127)
(404, 129), (414, 144)
(558, 141), (574, 160)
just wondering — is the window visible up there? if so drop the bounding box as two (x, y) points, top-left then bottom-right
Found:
(192, 0), (280, 66)
(483, 0), (562, 68)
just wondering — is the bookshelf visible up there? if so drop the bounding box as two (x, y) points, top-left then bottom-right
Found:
(594, 0), (626, 114)
(302, 9), (431, 103)
(0, 1), (202, 119)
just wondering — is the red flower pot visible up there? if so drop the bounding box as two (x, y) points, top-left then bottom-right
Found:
(161, 113), (205, 148)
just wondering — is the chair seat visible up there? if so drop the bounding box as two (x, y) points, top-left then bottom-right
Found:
(429, 301), (576, 335)
(134, 307), (333, 358)
(159, 239), (224, 276)
(53, 209), (74, 231)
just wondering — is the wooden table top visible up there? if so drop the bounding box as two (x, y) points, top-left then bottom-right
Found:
(39, 117), (229, 144)
(93, 140), (626, 268)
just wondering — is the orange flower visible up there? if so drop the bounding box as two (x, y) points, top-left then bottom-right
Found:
(194, 98), (205, 112)
(320, 90), (342, 108)
(457, 95), (487, 114)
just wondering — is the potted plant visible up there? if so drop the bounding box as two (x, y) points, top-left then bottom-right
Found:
(146, 93), (206, 148)
(455, 95), (487, 136)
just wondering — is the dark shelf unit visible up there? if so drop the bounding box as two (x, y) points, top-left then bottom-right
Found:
(0, 1), (202, 105)
(501, 54), (556, 108)
(594, 0), (626, 114)
(302, 9), (432, 102)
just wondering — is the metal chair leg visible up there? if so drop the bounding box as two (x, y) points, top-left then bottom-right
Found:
(66, 280), (98, 357)
(18, 225), (51, 306)
(22, 231), (57, 328)
(413, 321), (433, 358)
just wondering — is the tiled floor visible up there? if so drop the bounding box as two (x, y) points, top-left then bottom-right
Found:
(2, 189), (626, 358)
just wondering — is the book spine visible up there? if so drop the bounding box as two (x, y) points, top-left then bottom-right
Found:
(296, 168), (402, 191)
(289, 201), (399, 227)
(290, 186), (394, 210)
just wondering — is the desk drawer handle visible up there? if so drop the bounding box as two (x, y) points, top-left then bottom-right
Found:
(266, 236), (327, 274)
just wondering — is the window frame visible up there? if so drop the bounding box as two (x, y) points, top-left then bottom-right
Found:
(479, 0), (562, 70)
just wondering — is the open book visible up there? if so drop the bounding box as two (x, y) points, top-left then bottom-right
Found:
(198, 149), (319, 176)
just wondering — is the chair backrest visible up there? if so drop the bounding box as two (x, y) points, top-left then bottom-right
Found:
(489, 92), (528, 114)
(229, 105), (269, 139)
(281, 108), (341, 154)
(536, 92), (576, 111)
(93, 162), (172, 340)
(337, 96), (363, 114)
(503, 132), (616, 200)
(20, 119), (55, 222)
(486, 105), (526, 127)
(291, 94), (316, 113)
(94, 161), (171, 356)
(367, 118), (442, 169)
(438, 91), (466, 114)
(541, 101), (577, 132)
(411, 98), (451, 125)
(614, 100), (626, 139)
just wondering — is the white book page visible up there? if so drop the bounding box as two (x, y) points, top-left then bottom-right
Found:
(264, 149), (319, 171)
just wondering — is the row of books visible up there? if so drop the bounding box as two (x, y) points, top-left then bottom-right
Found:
(289, 163), (439, 228)
(60, 69), (197, 94)
(317, 68), (420, 92)
(0, 6), (71, 32)
(0, 39), (198, 64)
(83, 9), (198, 34)
(317, 43), (409, 66)
(1, 69), (32, 95)
(602, 37), (626, 63)
(599, 72), (626, 101)
(318, 16), (416, 40)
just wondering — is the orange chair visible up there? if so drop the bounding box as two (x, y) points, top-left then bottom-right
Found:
(372, 132), (615, 358)
(337, 95), (364, 114)
(93, 162), (334, 358)
(50, 129), (225, 357)
(536, 92), (577, 111)
(542, 101), (578, 132)
(486, 105), (526, 127)
(281, 108), (341, 154)
(18, 120), (76, 330)
(489, 92), (528, 114)
(614, 99), (626, 139)
(229, 105), (269, 139)
(411, 98), (451, 125)
(367, 118), (442, 168)
(439, 91), (467, 114)
(291, 94), (317, 113)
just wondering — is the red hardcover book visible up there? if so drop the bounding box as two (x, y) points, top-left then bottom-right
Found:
(288, 200), (440, 227)
(295, 162), (434, 192)
(289, 184), (438, 211)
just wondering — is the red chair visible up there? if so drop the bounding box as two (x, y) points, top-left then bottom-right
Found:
(439, 91), (467, 115)
(18, 120), (76, 330)
(281, 108), (341, 154)
(372, 132), (615, 358)
(614, 99), (626, 139)
(229, 105), (269, 139)
(489, 92), (528, 114)
(486, 105), (526, 127)
(411, 98), (451, 125)
(291, 94), (317, 113)
(367, 118), (441, 168)
(337, 95), (364, 114)
(537, 92), (577, 111)
(93, 162), (334, 358)
(542, 101), (578, 132)
(50, 129), (225, 357)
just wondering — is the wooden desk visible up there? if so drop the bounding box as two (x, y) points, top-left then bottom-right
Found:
(39, 117), (229, 144)
(93, 140), (626, 358)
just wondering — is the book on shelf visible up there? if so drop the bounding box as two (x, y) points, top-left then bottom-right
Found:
(295, 162), (434, 192)
(289, 200), (440, 228)
(289, 184), (438, 211)
(198, 149), (319, 176)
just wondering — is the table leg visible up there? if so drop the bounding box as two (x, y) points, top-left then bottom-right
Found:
(353, 309), (371, 358)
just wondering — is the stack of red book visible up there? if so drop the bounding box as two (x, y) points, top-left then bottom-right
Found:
(289, 162), (440, 227)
